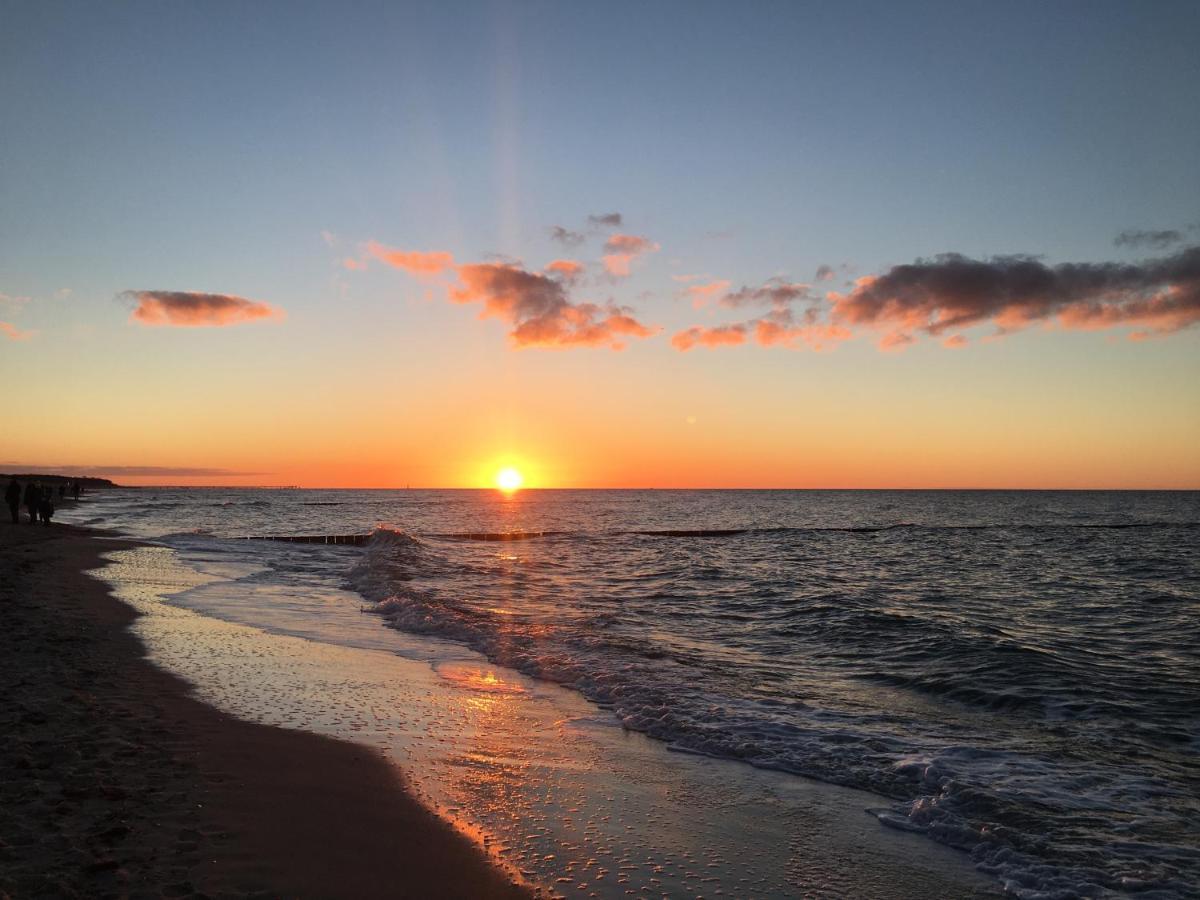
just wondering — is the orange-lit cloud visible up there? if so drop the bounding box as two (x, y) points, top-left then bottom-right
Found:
(1, 320), (34, 340)
(673, 277), (849, 351)
(753, 310), (851, 350)
(681, 279), (731, 308)
(366, 241), (456, 276)
(602, 233), (659, 277)
(544, 259), (585, 283)
(672, 323), (747, 351)
(366, 242), (656, 350)
(124, 291), (284, 327)
(451, 262), (655, 349)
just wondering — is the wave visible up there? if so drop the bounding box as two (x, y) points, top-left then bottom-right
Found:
(344, 519), (1200, 899)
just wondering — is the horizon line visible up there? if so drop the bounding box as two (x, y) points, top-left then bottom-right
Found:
(74, 484), (1200, 492)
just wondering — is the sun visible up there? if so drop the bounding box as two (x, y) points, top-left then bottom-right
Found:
(495, 467), (524, 492)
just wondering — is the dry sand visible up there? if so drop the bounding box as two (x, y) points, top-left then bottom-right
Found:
(0, 522), (528, 899)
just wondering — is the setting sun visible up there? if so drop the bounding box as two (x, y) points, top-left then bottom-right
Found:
(495, 467), (524, 492)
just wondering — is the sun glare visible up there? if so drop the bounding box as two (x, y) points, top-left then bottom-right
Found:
(496, 467), (524, 492)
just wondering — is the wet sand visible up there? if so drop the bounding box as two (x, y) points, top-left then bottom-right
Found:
(0, 522), (528, 899)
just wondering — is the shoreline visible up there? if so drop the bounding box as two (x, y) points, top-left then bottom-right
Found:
(0, 522), (528, 898)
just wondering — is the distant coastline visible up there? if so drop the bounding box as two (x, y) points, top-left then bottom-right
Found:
(1, 473), (119, 489)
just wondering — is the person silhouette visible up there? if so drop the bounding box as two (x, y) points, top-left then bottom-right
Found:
(38, 488), (54, 526)
(4, 478), (20, 524)
(23, 481), (40, 524)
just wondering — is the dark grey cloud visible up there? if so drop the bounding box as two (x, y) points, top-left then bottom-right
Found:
(1114, 229), (1184, 250)
(549, 225), (585, 247)
(587, 212), (623, 228)
(832, 245), (1200, 340)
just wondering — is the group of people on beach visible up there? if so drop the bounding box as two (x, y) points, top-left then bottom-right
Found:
(4, 478), (81, 526)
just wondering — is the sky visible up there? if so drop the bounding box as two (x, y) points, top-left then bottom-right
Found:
(1, 0), (1198, 488)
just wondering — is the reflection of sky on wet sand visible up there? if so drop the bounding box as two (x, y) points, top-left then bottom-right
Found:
(93, 546), (993, 899)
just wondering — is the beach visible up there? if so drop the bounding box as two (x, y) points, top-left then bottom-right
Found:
(0, 522), (527, 899)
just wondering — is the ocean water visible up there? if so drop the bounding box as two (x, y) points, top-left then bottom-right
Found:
(66, 489), (1200, 898)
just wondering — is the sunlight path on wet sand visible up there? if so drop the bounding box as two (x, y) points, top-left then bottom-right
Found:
(93, 545), (996, 899)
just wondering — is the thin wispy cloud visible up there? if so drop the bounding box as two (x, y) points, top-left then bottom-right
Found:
(680, 279), (731, 308)
(365, 242), (455, 276)
(1114, 229), (1184, 250)
(602, 234), (660, 277)
(124, 291), (285, 327)
(719, 279), (812, 309)
(1, 321), (35, 341)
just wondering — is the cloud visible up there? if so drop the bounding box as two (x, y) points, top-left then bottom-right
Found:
(1114, 229), (1184, 250)
(321, 230), (338, 247)
(829, 245), (1200, 343)
(672, 276), (849, 352)
(371, 242), (657, 349)
(720, 279), (812, 309)
(124, 291), (284, 327)
(681, 279), (731, 308)
(451, 263), (656, 349)
(815, 265), (835, 281)
(602, 233), (660, 277)
(752, 309), (851, 350)
(549, 225), (585, 247)
(544, 259), (585, 283)
(671, 323), (747, 351)
(366, 241), (455, 275)
(879, 331), (916, 351)
(673, 244), (1200, 352)
(1, 321), (34, 341)
(587, 212), (623, 229)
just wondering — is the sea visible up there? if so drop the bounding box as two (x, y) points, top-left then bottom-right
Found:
(61, 489), (1200, 899)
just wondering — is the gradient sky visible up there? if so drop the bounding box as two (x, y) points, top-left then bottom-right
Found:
(2, 0), (1198, 488)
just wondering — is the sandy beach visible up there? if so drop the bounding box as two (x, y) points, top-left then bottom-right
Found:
(0, 522), (528, 899)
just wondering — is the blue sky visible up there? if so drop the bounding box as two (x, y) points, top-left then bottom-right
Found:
(1, 1), (1198, 487)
